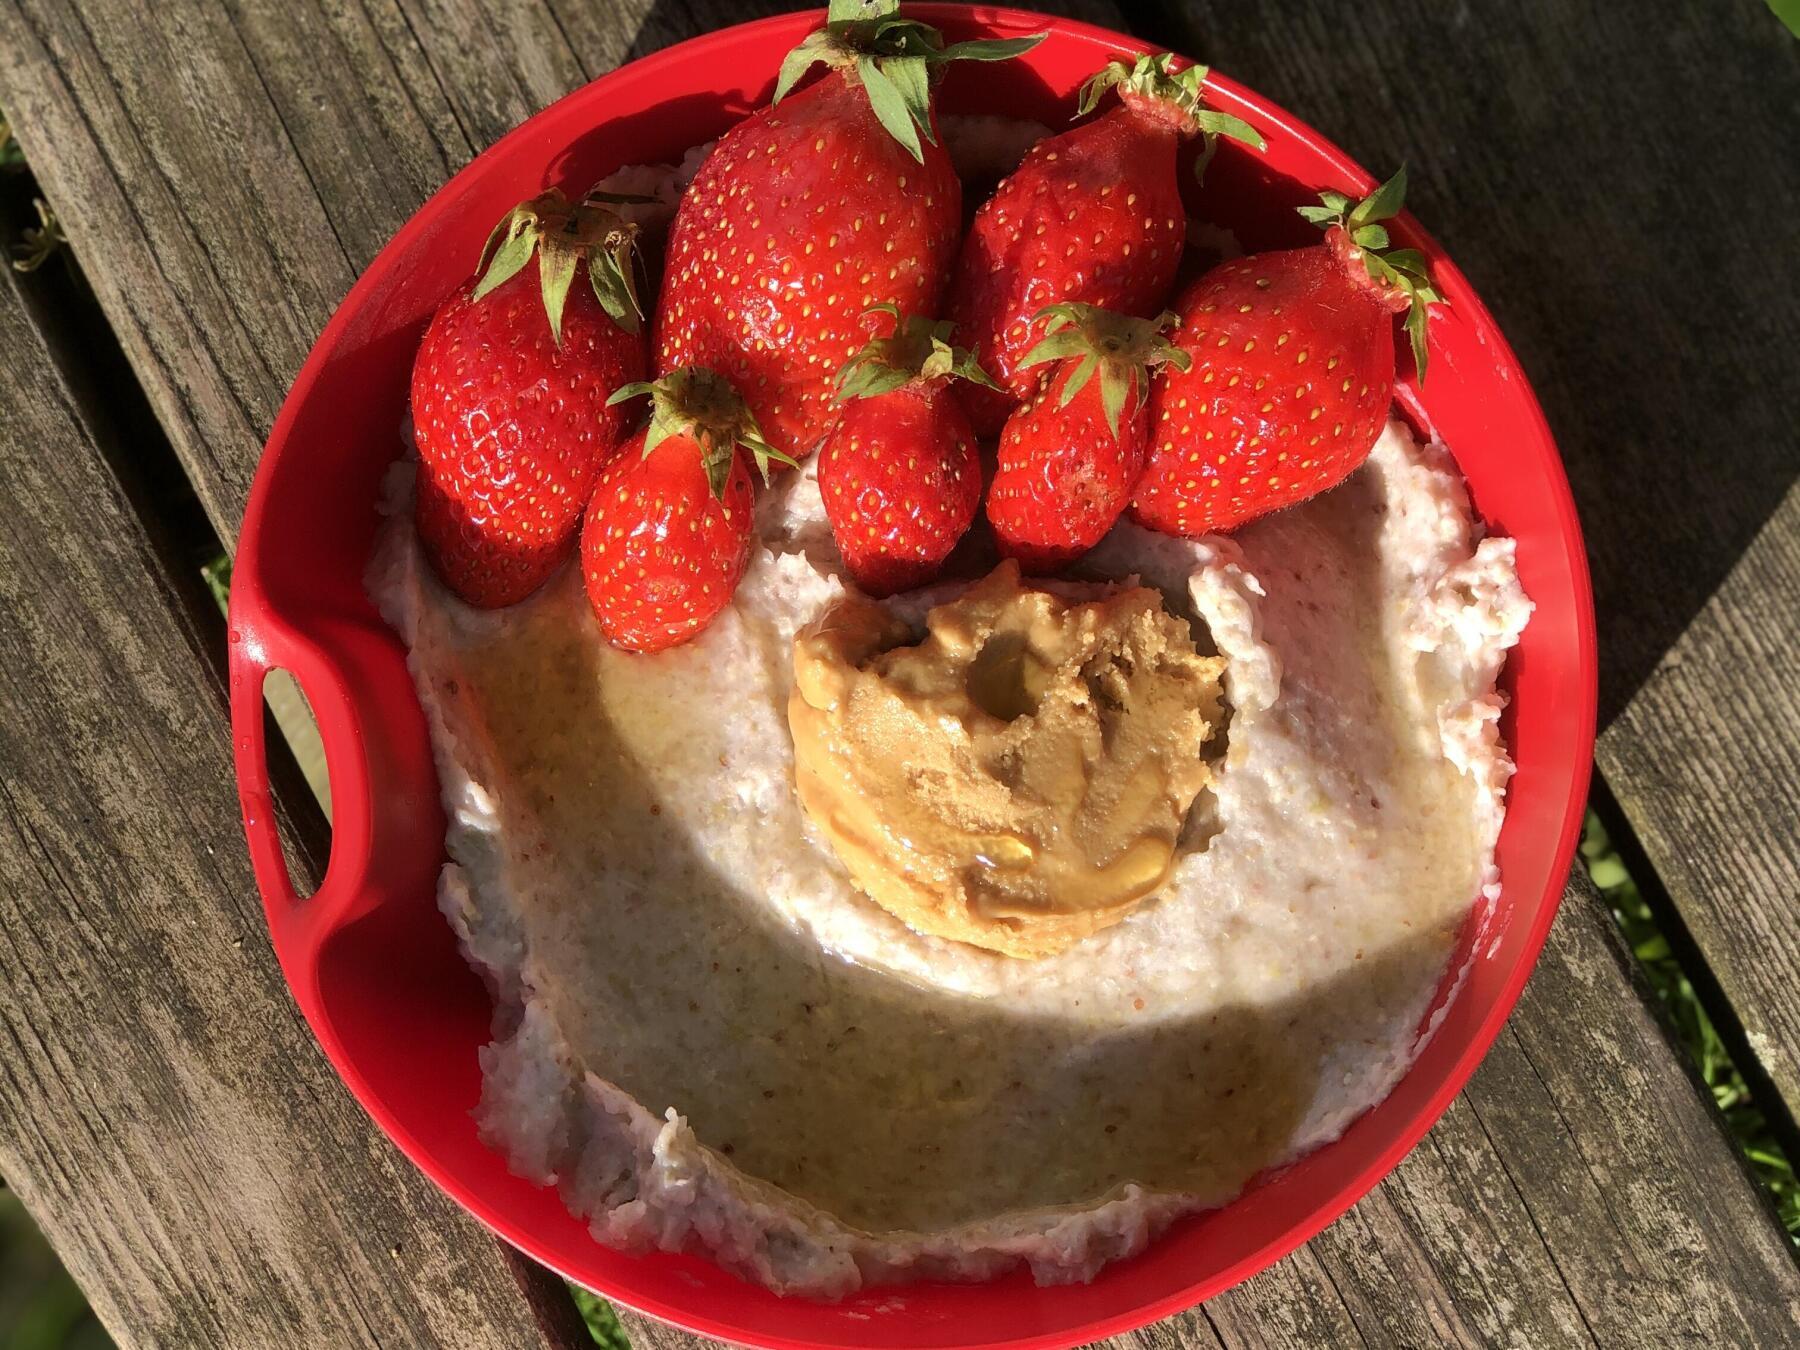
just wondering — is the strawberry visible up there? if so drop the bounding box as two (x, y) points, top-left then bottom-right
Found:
(1130, 168), (1442, 537)
(947, 52), (1261, 435)
(580, 368), (788, 653)
(987, 303), (1189, 569)
(818, 306), (994, 596)
(654, 0), (1039, 461)
(411, 189), (646, 607)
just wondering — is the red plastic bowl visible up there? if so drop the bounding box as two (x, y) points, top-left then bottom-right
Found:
(229, 8), (1596, 1348)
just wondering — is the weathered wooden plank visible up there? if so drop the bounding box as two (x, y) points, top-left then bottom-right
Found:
(0, 264), (587, 1347)
(3, 2), (1798, 1347)
(1600, 486), (1800, 1129)
(1140, 0), (1800, 1156)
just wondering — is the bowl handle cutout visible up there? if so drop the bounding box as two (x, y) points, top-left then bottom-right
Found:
(228, 603), (373, 972)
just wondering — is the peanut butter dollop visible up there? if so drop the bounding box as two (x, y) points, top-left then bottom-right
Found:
(788, 561), (1227, 959)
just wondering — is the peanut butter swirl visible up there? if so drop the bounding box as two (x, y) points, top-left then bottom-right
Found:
(789, 561), (1226, 958)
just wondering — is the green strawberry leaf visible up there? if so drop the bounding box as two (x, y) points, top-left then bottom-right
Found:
(1192, 135), (1220, 184)
(934, 35), (1045, 62)
(1352, 223), (1389, 250)
(1075, 73), (1110, 117)
(477, 213), (514, 272)
(642, 409), (676, 460)
(1023, 301), (1187, 429)
(1381, 247), (1431, 280)
(698, 437), (735, 499)
(1405, 301), (1431, 386)
(774, 31), (838, 104)
(472, 225), (536, 301)
(835, 359), (913, 402)
(1348, 165), (1407, 227)
(882, 55), (935, 145)
(1099, 361), (1129, 438)
(738, 429), (798, 487)
(1361, 251), (1398, 288)
(1020, 327), (1090, 368)
(607, 380), (657, 407)
(1193, 108), (1264, 150)
(1190, 109), (1262, 183)
(1295, 203), (1341, 226)
(628, 369), (798, 497)
(955, 349), (1003, 391)
(587, 250), (640, 334)
(1078, 50), (1262, 184)
(828, 0), (892, 23)
(856, 55), (924, 162)
(539, 239), (581, 346)
(1059, 351), (1100, 408)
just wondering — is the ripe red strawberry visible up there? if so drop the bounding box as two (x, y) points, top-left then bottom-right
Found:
(412, 189), (646, 607)
(1131, 169), (1442, 537)
(987, 303), (1189, 570)
(947, 52), (1261, 435)
(655, 0), (1039, 461)
(581, 369), (788, 653)
(818, 306), (993, 596)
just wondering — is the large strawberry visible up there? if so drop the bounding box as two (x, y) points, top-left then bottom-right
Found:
(819, 306), (994, 596)
(655, 0), (1038, 461)
(947, 52), (1261, 436)
(412, 189), (646, 607)
(581, 368), (788, 653)
(987, 303), (1189, 570)
(1130, 168), (1442, 537)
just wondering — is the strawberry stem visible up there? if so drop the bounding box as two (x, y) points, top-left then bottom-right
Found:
(1021, 303), (1191, 439)
(834, 303), (998, 403)
(1076, 52), (1264, 181)
(608, 369), (795, 497)
(774, 0), (1044, 163)
(472, 189), (644, 342)
(1297, 167), (1446, 382)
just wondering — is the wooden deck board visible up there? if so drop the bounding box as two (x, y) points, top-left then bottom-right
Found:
(1599, 486), (1800, 1135)
(1, 1), (1797, 1346)
(0, 266), (588, 1348)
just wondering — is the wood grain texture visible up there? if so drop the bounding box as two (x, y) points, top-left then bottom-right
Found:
(1599, 484), (1800, 1126)
(1, 0), (1797, 1347)
(0, 273), (588, 1348)
(1137, 0), (1800, 1141)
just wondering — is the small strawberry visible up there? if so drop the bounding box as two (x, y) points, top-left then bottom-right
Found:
(987, 303), (1189, 570)
(655, 0), (1039, 461)
(581, 369), (789, 653)
(411, 189), (646, 607)
(1130, 168), (1442, 537)
(818, 305), (994, 596)
(947, 52), (1261, 435)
